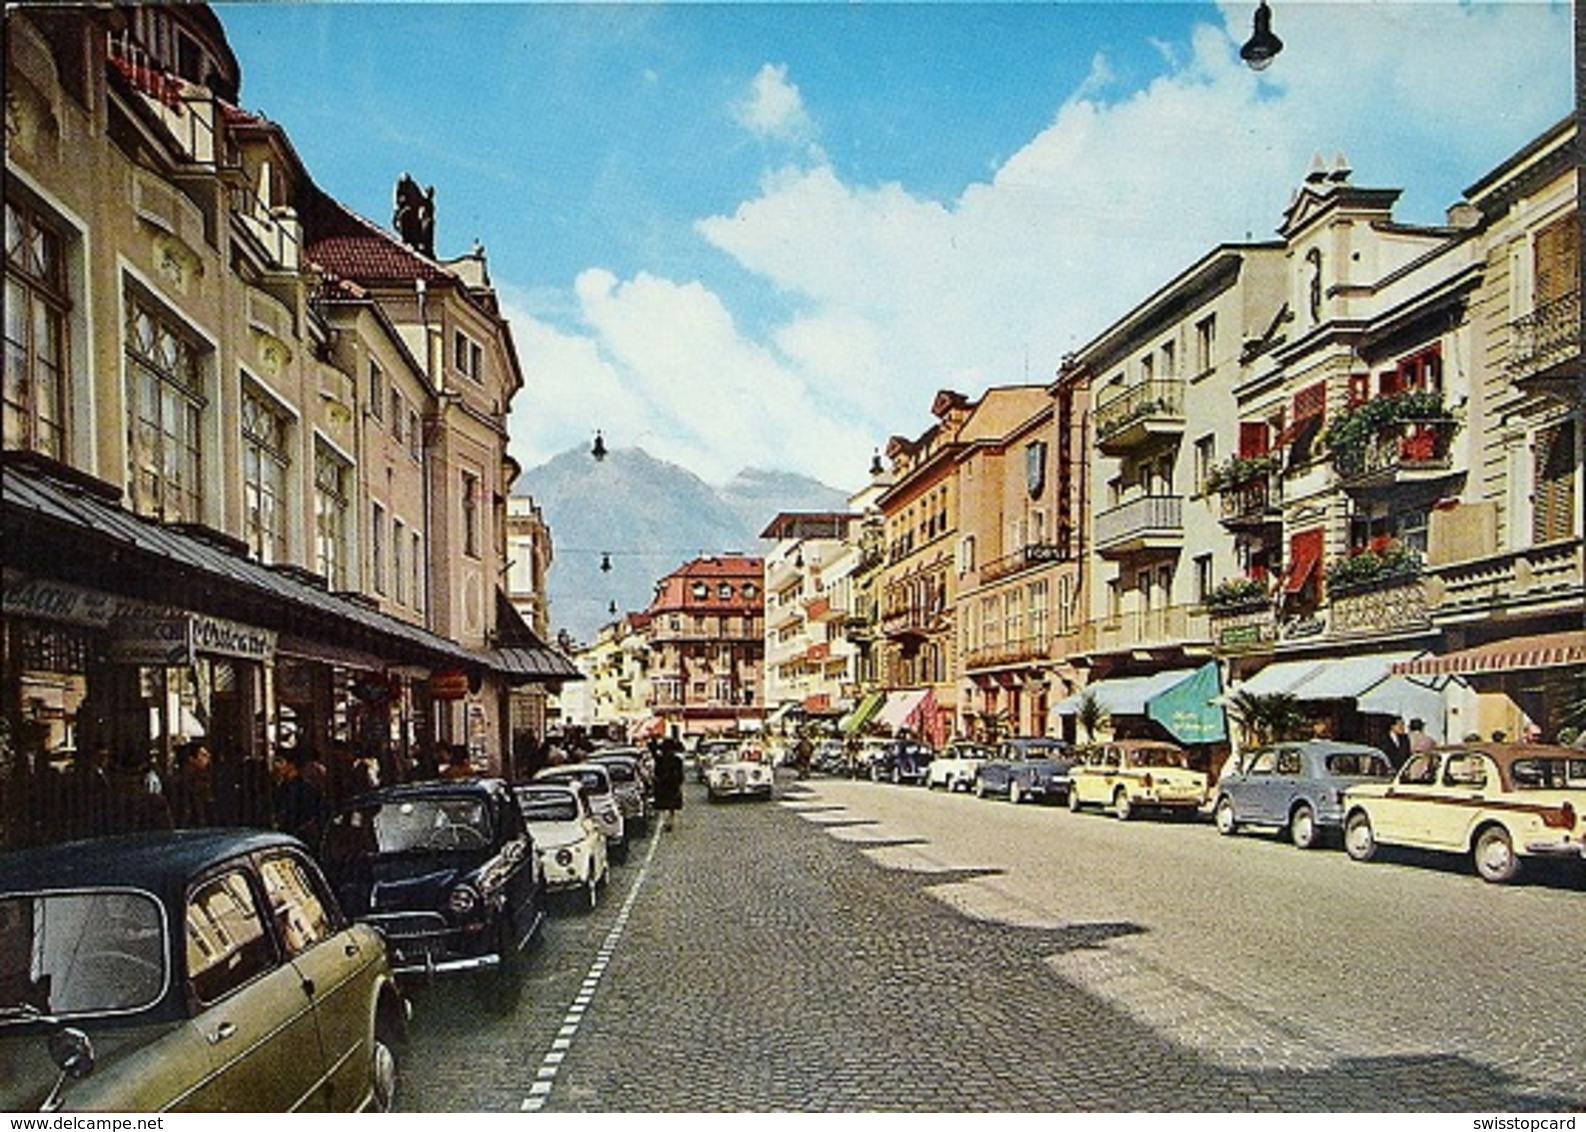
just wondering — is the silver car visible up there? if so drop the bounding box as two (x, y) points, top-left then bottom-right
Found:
(1213, 740), (1394, 849)
(586, 752), (654, 835)
(533, 763), (627, 862)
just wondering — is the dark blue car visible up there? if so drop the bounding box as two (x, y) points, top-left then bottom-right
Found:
(869, 739), (936, 784)
(974, 737), (1077, 804)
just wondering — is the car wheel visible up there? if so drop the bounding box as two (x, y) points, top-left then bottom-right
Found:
(1008, 780), (1024, 805)
(1289, 803), (1318, 850)
(370, 1020), (399, 1111)
(1473, 825), (1520, 883)
(891, 767), (902, 785)
(1067, 788), (1081, 813)
(1113, 788), (1133, 821)
(1214, 795), (1237, 836)
(973, 775), (987, 799)
(1343, 810), (1376, 862)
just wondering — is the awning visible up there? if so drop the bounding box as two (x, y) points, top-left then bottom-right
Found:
(766, 701), (799, 726)
(1230, 659), (1329, 699)
(632, 716), (666, 741)
(1391, 630), (1586, 676)
(1288, 651), (1425, 701)
(876, 689), (929, 731)
(1356, 677), (1445, 736)
(1282, 539), (1322, 593)
(1056, 669), (1197, 716)
(490, 644), (581, 683)
(1146, 662), (1226, 743)
(839, 690), (886, 734)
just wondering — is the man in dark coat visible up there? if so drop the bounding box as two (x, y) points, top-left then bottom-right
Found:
(653, 734), (685, 831)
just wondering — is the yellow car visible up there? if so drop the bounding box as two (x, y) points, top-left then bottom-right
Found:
(1067, 740), (1208, 820)
(1342, 743), (1586, 883)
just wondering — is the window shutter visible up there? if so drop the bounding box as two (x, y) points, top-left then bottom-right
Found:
(1533, 421), (1577, 544)
(1238, 421), (1270, 458)
(1534, 213), (1579, 306)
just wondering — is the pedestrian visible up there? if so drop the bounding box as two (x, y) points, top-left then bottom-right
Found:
(1383, 719), (1411, 768)
(653, 733), (685, 831)
(1407, 718), (1435, 754)
(169, 741), (217, 828)
(272, 748), (329, 846)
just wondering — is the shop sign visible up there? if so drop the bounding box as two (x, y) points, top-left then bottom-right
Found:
(2, 570), (142, 628)
(429, 668), (470, 700)
(190, 614), (275, 661)
(108, 614), (193, 666)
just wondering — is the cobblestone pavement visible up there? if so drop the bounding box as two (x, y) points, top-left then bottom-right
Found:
(398, 773), (1585, 1112)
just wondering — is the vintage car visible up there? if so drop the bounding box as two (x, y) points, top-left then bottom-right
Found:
(868, 738), (935, 785)
(1342, 743), (1586, 883)
(513, 782), (610, 910)
(534, 763), (628, 862)
(320, 778), (546, 982)
(926, 742), (996, 792)
(974, 737), (1077, 804)
(0, 829), (407, 1112)
(693, 739), (739, 783)
(585, 752), (654, 836)
(1213, 740), (1394, 848)
(1068, 739), (1207, 820)
(705, 745), (774, 801)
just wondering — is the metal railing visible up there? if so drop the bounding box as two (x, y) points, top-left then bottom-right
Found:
(1093, 495), (1183, 550)
(1508, 290), (1581, 376)
(1094, 379), (1186, 443)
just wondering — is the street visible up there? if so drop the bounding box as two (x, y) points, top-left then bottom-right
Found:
(399, 772), (1584, 1112)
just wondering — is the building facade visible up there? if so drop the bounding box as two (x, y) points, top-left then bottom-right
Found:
(644, 555), (765, 738)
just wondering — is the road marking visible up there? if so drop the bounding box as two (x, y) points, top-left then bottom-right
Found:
(519, 824), (661, 1111)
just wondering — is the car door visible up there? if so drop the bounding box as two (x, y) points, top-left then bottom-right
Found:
(1376, 751), (1441, 844)
(1270, 747), (1305, 822)
(180, 865), (328, 1111)
(258, 850), (379, 1111)
(1235, 748), (1279, 824)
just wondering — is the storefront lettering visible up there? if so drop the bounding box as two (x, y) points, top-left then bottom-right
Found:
(109, 615), (193, 666)
(190, 615), (275, 661)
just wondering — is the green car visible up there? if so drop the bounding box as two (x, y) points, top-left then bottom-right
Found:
(1, 829), (408, 1112)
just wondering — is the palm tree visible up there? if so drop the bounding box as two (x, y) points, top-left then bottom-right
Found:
(1226, 690), (1307, 746)
(1074, 690), (1110, 745)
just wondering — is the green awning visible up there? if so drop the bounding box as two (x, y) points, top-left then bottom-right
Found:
(840, 690), (886, 734)
(1147, 662), (1227, 744)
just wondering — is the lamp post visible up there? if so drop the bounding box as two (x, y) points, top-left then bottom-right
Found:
(1240, 1), (1283, 71)
(591, 430), (607, 461)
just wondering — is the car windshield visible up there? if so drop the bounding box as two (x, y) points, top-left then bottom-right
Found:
(0, 890), (167, 1020)
(326, 796), (493, 857)
(597, 762), (637, 784)
(1129, 747), (1187, 768)
(951, 745), (994, 759)
(517, 793), (579, 822)
(544, 770), (609, 795)
(1510, 758), (1586, 789)
(1325, 752), (1393, 778)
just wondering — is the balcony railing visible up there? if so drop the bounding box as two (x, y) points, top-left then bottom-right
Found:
(980, 543), (1071, 585)
(1093, 495), (1183, 556)
(1425, 538), (1584, 617)
(1093, 379), (1186, 452)
(1206, 601), (1277, 652)
(963, 635), (1053, 670)
(1326, 573), (1431, 639)
(1508, 290), (1581, 377)
(1078, 604), (1210, 655)
(1332, 418), (1458, 485)
(1217, 474), (1283, 527)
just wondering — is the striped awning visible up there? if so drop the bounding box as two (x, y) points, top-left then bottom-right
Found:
(1391, 630), (1586, 676)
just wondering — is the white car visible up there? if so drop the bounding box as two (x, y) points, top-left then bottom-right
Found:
(706, 747), (774, 801)
(927, 742), (996, 792)
(513, 782), (609, 909)
(534, 763), (628, 862)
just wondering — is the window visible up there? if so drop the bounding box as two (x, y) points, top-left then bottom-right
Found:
(393, 518), (406, 604)
(408, 408), (422, 460)
(1305, 248), (1323, 322)
(1534, 421), (1577, 544)
(125, 289), (206, 522)
(1194, 435), (1216, 494)
(371, 501), (386, 593)
(186, 869), (276, 1004)
(314, 442), (351, 589)
(391, 389), (404, 442)
(4, 198), (70, 459)
(454, 331), (483, 382)
(1194, 554), (1213, 603)
(1194, 314), (1216, 375)
(259, 854), (336, 957)
(1160, 339), (1176, 379)
(412, 530), (423, 612)
(241, 384), (291, 564)
(367, 360), (384, 420)
(1534, 212), (1579, 308)
(461, 471), (480, 558)
(1028, 579), (1049, 643)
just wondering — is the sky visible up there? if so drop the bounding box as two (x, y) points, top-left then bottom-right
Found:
(217, 1), (1574, 495)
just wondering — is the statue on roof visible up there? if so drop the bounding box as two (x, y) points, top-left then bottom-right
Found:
(393, 172), (435, 258)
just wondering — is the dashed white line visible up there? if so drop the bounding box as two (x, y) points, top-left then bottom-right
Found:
(520, 824), (662, 1111)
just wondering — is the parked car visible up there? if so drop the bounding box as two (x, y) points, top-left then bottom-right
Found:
(0, 829), (407, 1112)
(1213, 740), (1394, 848)
(927, 742), (996, 792)
(812, 738), (848, 776)
(705, 747), (774, 801)
(512, 782), (610, 909)
(694, 739), (739, 783)
(869, 738), (935, 784)
(320, 778), (546, 985)
(585, 752), (654, 836)
(1342, 743), (1586, 883)
(534, 763), (628, 861)
(849, 736), (893, 779)
(1068, 740), (1207, 820)
(974, 737), (1077, 804)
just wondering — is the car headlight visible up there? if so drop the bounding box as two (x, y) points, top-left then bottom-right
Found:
(556, 848), (574, 866)
(447, 884), (480, 915)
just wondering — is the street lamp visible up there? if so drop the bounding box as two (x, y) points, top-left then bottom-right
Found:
(591, 430), (607, 461)
(1240, 1), (1283, 71)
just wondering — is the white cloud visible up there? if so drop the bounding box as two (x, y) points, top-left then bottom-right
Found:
(509, 2), (1570, 492)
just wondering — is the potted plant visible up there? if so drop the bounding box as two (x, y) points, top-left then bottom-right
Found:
(1324, 538), (1422, 592)
(1203, 576), (1270, 611)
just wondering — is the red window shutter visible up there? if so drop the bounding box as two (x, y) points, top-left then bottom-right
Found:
(1380, 367), (1402, 396)
(1293, 381), (1327, 422)
(1238, 421), (1270, 458)
(1282, 527), (1324, 593)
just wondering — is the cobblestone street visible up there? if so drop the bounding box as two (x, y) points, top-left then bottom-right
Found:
(399, 773), (1583, 1112)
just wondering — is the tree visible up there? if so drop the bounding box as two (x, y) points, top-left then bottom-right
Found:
(1226, 690), (1307, 746)
(1074, 690), (1110, 745)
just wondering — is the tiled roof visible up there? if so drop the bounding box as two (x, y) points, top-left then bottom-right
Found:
(300, 183), (452, 285)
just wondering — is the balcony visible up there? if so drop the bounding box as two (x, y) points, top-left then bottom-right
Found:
(1326, 573), (1431, 639)
(1509, 290), (1582, 403)
(980, 543), (1071, 585)
(1424, 538), (1584, 620)
(1094, 379), (1185, 454)
(881, 606), (946, 641)
(1217, 474), (1283, 529)
(1077, 604), (1210, 656)
(1332, 417), (1458, 489)
(963, 635), (1053, 670)
(1093, 495), (1183, 557)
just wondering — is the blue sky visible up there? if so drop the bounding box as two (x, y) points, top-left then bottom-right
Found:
(218, 1), (1573, 493)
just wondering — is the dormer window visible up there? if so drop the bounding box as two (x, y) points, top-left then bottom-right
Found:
(691, 581), (708, 600)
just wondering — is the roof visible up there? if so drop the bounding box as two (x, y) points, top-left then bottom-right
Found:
(300, 182), (454, 285)
(0, 829), (301, 894)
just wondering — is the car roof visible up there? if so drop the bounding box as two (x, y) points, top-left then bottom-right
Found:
(1431, 742), (1580, 764)
(0, 828), (304, 895)
(515, 781), (581, 798)
(336, 777), (508, 808)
